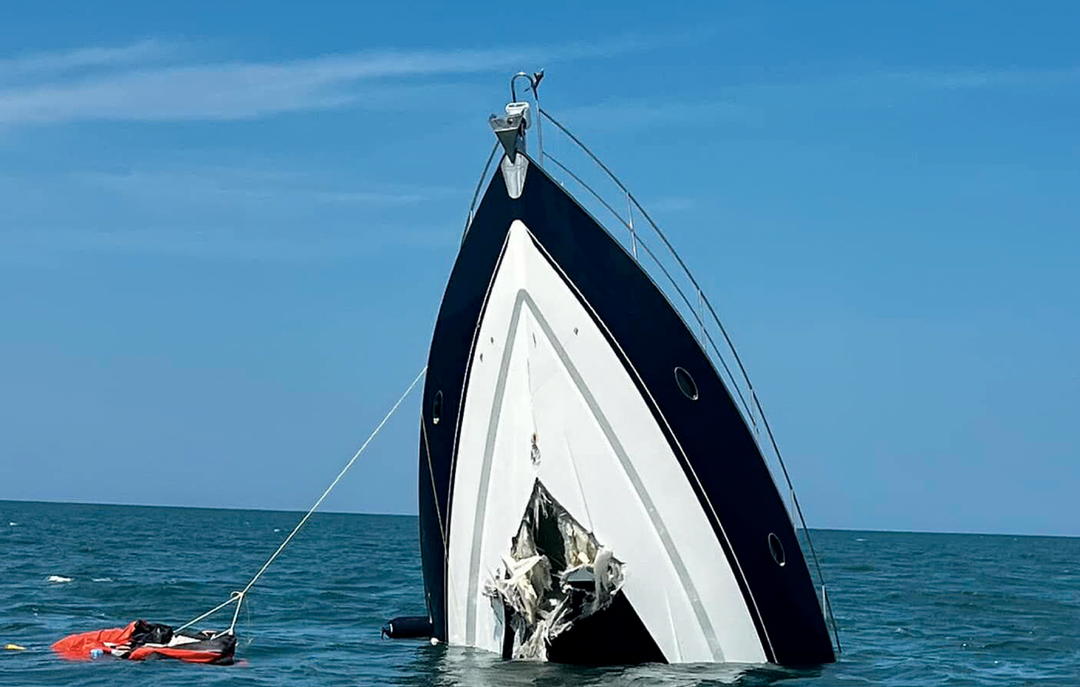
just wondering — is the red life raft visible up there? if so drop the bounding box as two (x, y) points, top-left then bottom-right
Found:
(52, 620), (236, 664)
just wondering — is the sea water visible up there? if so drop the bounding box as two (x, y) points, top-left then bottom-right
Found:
(1, 500), (1077, 686)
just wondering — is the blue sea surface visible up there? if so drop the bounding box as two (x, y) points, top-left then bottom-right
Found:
(1, 500), (1077, 686)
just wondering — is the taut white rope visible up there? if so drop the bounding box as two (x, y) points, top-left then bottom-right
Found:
(175, 366), (427, 636)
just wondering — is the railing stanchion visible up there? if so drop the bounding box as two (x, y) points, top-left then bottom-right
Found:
(533, 74), (544, 163)
(751, 390), (759, 432)
(697, 288), (705, 345)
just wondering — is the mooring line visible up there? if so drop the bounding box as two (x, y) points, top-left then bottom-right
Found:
(174, 366), (427, 636)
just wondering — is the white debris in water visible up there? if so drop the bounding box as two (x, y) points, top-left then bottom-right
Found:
(273, 528), (281, 533)
(8, 522), (16, 527)
(46, 575), (73, 584)
(92, 578), (113, 583)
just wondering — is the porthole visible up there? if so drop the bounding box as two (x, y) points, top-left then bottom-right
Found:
(674, 367), (699, 400)
(432, 391), (443, 425)
(768, 532), (786, 567)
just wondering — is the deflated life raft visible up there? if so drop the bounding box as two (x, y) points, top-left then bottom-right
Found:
(52, 620), (236, 664)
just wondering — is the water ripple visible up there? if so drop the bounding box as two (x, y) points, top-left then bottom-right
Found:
(1, 502), (1078, 685)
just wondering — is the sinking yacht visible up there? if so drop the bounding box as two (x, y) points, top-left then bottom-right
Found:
(414, 73), (839, 666)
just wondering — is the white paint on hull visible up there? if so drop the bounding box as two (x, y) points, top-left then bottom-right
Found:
(445, 221), (767, 664)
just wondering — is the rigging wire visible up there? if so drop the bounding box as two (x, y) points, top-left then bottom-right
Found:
(175, 366), (428, 636)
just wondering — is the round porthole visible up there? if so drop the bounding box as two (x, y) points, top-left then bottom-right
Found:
(768, 532), (786, 567)
(674, 367), (699, 400)
(432, 391), (443, 426)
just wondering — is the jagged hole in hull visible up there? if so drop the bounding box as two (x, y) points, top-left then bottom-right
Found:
(485, 480), (664, 665)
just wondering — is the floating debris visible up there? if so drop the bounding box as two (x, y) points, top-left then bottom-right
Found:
(46, 575), (73, 584)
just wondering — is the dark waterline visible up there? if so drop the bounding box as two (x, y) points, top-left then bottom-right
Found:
(2, 500), (1078, 685)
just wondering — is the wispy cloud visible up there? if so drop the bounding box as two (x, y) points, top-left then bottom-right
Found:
(0, 224), (458, 263)
(0, 162), (464, 261)
(557, 66), (1080, 132)
(78, 166), (460, 207)
(0, 35), (659, 125)
(0, 39), (174, 80)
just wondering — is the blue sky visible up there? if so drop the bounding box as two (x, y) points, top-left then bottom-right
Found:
(0, 2), (1076, 536)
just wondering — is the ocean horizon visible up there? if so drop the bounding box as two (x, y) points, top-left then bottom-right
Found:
(3, 498), (1075, 540)
(2, 499), (1078, 685)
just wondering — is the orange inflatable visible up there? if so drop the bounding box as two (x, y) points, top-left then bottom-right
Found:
(52, 620), (236, 664)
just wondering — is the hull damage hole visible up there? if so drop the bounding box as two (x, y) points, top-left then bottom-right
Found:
(768, 532), (786, 567)
(674, 367), (699, 400)
(485, 481), (624, 661)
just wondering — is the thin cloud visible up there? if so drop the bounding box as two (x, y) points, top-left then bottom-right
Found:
(0, 40), (174, 79)
(0, 35), (660, 125)
(0, 224), (457, 262)
(77, 167), (460, 207)
(557, 65), (1080, 132)
(0, 162), (464, 261)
